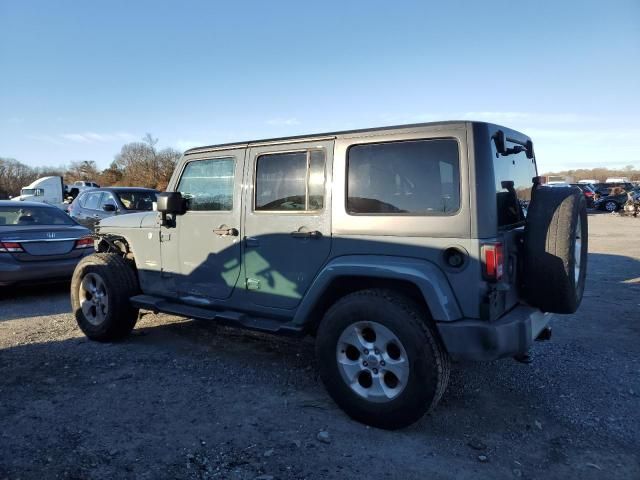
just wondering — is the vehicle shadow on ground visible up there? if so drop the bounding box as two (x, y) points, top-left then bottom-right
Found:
(0, 281), (71, 322)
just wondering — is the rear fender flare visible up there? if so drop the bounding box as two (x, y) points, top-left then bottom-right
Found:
(291, 255), (463, 327)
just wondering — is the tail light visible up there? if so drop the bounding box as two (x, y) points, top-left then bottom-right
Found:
(584, 191), (594, 197)
(74, 237), (94, 249)
(481, 242), (503, 281)
(0, 242), (24, 253)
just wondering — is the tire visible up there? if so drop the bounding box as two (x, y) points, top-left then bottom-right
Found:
(604, 200), (618, 212)
(522, 186), (588, 314)
(315, 289), (450, 430)
(70, 253), (140, 341)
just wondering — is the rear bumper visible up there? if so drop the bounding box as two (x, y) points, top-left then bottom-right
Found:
(0, 254), (89, 286)
(437, 306), (552, 361)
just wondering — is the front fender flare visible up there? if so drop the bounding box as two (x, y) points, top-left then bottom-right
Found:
(291, 255), (463, 327)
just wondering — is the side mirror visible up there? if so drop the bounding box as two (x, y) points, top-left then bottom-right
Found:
(156, 192), (186, 226)
(156, 192), (186, 215)
(102, 203), (117, 212)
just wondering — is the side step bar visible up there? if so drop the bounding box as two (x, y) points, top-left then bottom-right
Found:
(129, 294), (305, 337)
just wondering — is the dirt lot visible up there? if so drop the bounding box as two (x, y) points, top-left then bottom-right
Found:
(1, 213), (638, 480)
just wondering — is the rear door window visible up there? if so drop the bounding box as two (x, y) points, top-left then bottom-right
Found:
(347, 138), (460, 215)
(255, 150), (326, 211)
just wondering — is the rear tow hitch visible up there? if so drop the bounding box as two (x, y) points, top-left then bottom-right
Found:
(535, 326), (552, 342)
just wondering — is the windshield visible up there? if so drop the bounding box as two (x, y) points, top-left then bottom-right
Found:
(115, 190), (157, 210)
(0, 206), (75, 226)
(492, 139), (538, 228)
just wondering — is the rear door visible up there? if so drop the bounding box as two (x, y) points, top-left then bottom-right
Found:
(159, 149), (245, 302)
(243, 140), (333, 309)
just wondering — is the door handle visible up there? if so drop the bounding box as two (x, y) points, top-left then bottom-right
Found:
(290, 230), (322, 239)
(213, 226), (239, 236)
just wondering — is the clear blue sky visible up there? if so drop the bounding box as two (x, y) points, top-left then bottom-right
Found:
(1, 0), (639, 172)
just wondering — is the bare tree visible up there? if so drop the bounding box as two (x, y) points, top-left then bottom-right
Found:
(65, 160), (100, 183)
(0, 157), (38, 198)
(110, 135), (180, 189)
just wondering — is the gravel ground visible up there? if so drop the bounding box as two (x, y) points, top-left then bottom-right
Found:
(0, 213), (639, 479)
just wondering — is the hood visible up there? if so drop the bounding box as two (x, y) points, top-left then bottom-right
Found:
(98, 211), (158, 230)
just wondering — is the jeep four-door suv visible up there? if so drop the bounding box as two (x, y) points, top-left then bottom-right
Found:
(71, 122), (588, 429)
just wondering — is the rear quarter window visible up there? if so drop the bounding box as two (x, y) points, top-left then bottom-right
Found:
(347, 138), (460, 215)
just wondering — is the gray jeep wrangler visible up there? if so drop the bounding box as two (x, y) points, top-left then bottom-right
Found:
(71, 121), (588, 429)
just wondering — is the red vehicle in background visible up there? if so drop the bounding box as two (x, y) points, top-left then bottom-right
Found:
(571, 183), (596, 207)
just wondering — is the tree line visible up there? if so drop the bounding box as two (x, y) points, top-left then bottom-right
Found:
(541, 165), (639, 183)
(0, 134), (181, 199)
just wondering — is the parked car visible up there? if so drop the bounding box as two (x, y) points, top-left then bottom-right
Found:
(0, 201), (93, 286)
(594, 188), (634, 212)
(570, 183), (596, 207)
(71, 121), (587, 429)
(593, 182), (635, 197)
(69, 187), (158, 231)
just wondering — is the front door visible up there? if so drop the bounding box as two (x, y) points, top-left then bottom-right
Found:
(160, 149), (245, 303)
(243, 140), (333, 309)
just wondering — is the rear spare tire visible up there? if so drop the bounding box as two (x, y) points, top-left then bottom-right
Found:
(71, 253), (140, 341)
(522, 186), (588, 313)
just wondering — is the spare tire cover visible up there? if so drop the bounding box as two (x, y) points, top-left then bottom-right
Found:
(522, 186), (588, 314)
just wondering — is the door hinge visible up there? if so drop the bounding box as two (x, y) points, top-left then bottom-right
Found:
(246, 278), (261, 290)
(160, 232), (171, 242)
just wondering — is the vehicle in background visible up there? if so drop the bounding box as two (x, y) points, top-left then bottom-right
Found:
(544, 175), (574, 185)
(69, 187), (158, 231)
(67, 181), (100, 200)
(547, 183), (594, 207)
(10, 176), (69, 211)
(605, 177), (630, 183)
(622, 191), (640, 217)
(570, 183), (596, 208)
(0, 201), (93, 286)
(592, 182), (635, 198)
(594, 188), (631, 212)
(578, 179), (598, 185)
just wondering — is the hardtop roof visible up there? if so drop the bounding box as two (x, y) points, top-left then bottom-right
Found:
(184, 120), (520, 154)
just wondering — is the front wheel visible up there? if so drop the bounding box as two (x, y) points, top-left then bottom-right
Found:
(71, 253), (140, 341)
(604, 200), (618, 212)
(316, 289), (450, 429)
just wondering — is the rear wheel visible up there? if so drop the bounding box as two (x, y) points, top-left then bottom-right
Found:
(316, 289), (450, 429)
(71, 253), (139, 341)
